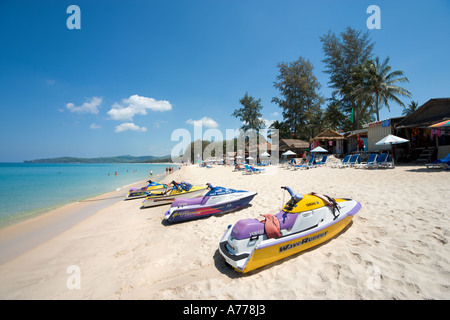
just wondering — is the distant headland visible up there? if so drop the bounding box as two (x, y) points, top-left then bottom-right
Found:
(24, 155), (172, 164)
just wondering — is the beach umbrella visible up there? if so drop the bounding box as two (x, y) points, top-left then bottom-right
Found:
(311, 146), (328, 153)
(375, 134), (409, 164)
(375, 134), (409, 146)
(282, 150), (296, 156)
(429, 119), (450, 131)
(260, 152), (270, 157)
(246, 156), (254, 160)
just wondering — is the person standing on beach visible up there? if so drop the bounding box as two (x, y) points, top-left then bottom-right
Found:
(357, 135), (365, 152)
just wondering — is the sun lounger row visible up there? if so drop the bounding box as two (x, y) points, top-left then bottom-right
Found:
(330, 153), (394, 169)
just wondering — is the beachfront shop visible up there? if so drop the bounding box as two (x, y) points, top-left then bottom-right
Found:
(395, 98), (450, 163)
(364, 117), (405, 153)
(310, 129), (345, 156)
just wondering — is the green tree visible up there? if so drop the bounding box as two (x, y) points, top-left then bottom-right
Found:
(353, 57), (411, 121)
(402, 100), (419, 116)
(323, 95), (348, 130)
(269, 120), (291, 139)
(231, 92), (265, 132)
(272, 56), (324, 140)
(320, 27), (375, 129)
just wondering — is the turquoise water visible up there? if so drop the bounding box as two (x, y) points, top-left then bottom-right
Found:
(0, 163), (170, 228)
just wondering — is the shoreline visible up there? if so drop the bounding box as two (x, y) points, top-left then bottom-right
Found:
(0, 164), (448, 299)
(0, 163), (174, 231)
(0, 168), (172, 265)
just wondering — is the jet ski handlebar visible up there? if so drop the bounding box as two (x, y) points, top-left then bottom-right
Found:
(281, 186), (303, 202)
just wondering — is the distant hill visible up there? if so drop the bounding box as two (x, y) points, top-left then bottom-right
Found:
(24, 155), (173, 164)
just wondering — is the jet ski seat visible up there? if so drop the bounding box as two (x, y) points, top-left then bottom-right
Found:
(231, 212), (298, 240)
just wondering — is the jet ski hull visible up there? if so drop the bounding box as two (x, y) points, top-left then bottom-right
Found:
(219, 199), (361, 273)
(125, 183), (167, 200)
(141, 187), (208, 208)
(164, 191), (257, 223)
(125, 187), (165, 200)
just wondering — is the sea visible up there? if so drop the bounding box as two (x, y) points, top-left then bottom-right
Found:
(0, 162), (170, 229)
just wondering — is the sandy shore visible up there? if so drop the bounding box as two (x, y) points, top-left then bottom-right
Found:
(0, 163), (449, 299)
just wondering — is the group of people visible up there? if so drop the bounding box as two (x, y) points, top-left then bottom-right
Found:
(165, 166), (175, 174)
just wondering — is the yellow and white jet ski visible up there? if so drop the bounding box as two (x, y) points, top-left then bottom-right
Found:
(218, 186), (361, 273)
(141, 181), (209, 208)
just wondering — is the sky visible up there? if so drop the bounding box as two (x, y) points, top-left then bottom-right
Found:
(0, 0), (449, 162)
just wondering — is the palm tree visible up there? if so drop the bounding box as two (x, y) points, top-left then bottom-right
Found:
(402, 101), (419, 116)
(353, 57), (411, 121)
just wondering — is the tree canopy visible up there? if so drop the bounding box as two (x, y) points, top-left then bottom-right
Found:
(272, 56), (324, 140)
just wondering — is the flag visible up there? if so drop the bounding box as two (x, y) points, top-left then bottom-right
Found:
(350, 108), (354, 123)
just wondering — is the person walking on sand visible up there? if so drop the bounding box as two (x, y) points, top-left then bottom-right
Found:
(302, 151), (307, 164)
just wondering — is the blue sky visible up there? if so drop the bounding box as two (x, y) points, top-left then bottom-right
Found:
(1, 0), (449, 162)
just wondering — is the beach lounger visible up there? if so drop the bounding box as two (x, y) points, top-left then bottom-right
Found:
(314, 155), (328, 167)
(348, 154), (361, 168)
(425, 153), (450, 169)
(330, 155), (350, 168)
(339, 154), (359, 168)
(285, 158), (298, 169)
(380, 154), (395, 168)
(243, 164), (264, 174)
(294, 157), (316, 170)
(355, 153), (378, 169)
(370, 153), (390, 169)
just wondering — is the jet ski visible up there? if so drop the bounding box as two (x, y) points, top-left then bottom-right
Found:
(141, 181), (209, 208)
(125, 180), (170, 200)
(164, 183), (257, 223)
(218, 186), (361, 273)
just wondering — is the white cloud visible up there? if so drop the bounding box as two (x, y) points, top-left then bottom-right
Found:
(114, 122), (147, 133)
(89, 123), (101, 130)
(260, 117), (275, 129)
(66, 97), (102, 114)
(107, 94), (172, 121)
(270, 111), (279, 117)
(186, 116), (219, 128)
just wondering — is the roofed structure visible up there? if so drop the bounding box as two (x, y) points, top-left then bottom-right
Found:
(278, 139), (309, 151)
(396, 98), (450, 129)
(311, 129), (344, 142)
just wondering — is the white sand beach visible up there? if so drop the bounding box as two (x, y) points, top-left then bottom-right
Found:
(0, 163), (449, 300)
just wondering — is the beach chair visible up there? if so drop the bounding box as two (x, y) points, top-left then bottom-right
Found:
(355, 153), (378, 169)
(242, 164), (254, 175)
(338, 154), (359, 168)
(425, 153), (450, 169)
(251, 165), (265, 173)
(243, 164), (264, 174)
(285, 158), (297, 169)
(371, 153), (388, 169)
(294, 157), (316, 170)
(381, 154), (395, 168)
(349, 154), (361, 168)
(330, 155), (350, 168)
(314, 155), (328, 167)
